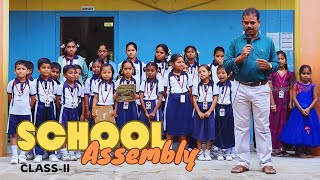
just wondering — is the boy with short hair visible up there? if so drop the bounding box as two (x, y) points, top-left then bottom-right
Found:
(56, 65), (82, 161)
(7, 60), (36, 164)
(33, 58), (59, 163)
(26, 60), (35, 81)
(73, 64), (85, 159)
(50, 62), (62, 85)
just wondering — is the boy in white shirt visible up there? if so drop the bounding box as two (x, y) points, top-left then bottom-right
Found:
(56, 65), (82, 161)
(7, 60), (36, 164)
(33, 58), (59, 163)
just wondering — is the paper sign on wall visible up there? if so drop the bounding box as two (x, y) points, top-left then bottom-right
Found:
(280, 32), (294, 50)
(82, 6), (94, 11)
(267, 32), (280, 51)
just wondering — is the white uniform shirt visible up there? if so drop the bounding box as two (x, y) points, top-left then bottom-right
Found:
(140, 79), (164, 101)
(7, 78), (36, 115)
(216, 81), (233, 105)
(34, 77), (58, 103)
(93, 80), (115, 106)
(187, 64), (199, 84)
(164, 71), (192, 94)
(77, 82), (85, 98)
(84, 76), (101, 96)
(117, 59), (146, 88)
(61, 56), (79, 82)
(156, 62), (171, 83)
(57, 82), (82, 108)
(156, 63), (171, 101)
(192, 81), (218, 102)
(77, 81), (85, 104)
(209, 62), (220, 85)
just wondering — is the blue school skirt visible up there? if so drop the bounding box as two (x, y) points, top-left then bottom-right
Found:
(214, 104), (235, 149)
(140, 99), (163, 128)
(165, 92), (193, 136)
(116, 101), (139, 130)
(193, 102), (215, 141)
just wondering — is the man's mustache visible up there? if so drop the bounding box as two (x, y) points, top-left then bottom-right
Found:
(246, 27), (253, 31)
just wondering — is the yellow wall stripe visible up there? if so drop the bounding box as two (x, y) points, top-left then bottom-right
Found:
(10, 0), (295, 11)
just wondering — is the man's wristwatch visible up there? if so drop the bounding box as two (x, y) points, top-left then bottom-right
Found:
(269, 63), (272, 70)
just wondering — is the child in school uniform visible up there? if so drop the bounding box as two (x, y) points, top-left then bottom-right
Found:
(57, 39), (89, 83)
(208, 47), (230, 155)
(74, 64), (85, 159)
(74, 65), (85, 122)
(214, 65), (235, 161)
(92, 64), (117, 120)
(182, 61), (189, 74)
(7, 60), (36, 164)
(184, 46), (200, 149)
(24, 60), (36, 160)
(117, 42), (146, 111)
(26, 60), (35, 81)
(192, 65), (218, 161)
(139, 62), (164, 127)
(115, 60), (140, 130)
(32, 58), (59, 163)
(49, 62), (63, 128)
(84, 59), (103, 128)
(164, 54), (193, 143)
(89, 44), (117, 80)
(46, 62), (63, 160)
(56, 65), (82, 161)
(209, 46), (224, 85)
(154, 44), (171, 112)
(50, 62), (62, 85)
(184, 45), (200, 84)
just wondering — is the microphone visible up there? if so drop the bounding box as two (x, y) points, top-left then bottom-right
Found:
(246, 35), (252, 44)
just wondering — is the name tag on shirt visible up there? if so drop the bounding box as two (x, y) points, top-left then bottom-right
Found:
(71, 101), (77, 108)
(123, 102), (129, 110)
(180, 95), (185, 103)
(279, 90), (284, 99)
(146, 101), (151, 110)
(45, 99), (50, 107)
(219, 108), (225, 117)
(203, 102), (208, 110)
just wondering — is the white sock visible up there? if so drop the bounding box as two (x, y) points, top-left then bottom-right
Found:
(20, 151), (26, 155)
(60, 148), (68, 155)
(11, 145), (18, 156)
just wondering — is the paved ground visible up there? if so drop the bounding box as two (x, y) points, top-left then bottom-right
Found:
(0, 152), (320, 180)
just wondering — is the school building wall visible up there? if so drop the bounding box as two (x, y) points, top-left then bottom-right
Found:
(6, 0), (320, 156)
(9, 0), (294, 81)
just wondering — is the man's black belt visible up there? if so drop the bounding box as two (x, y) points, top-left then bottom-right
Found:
(238, 80), (268, 87)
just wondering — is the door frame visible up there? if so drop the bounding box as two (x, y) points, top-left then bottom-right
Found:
(55, 11), (119, 65)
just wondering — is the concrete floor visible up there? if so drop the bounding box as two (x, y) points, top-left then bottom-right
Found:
(0, 152), (320, 180)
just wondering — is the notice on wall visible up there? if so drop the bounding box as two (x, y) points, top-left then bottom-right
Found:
(267, 32), (280, 51)
(280, 32), (294, 50)
(82, 6), (94, 11)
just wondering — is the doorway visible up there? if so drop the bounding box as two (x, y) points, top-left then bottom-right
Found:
(60, 17), (114, 65)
